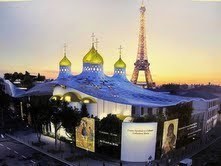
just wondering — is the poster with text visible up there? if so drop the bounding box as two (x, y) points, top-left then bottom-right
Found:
(121, 122), (158, 162)
(76, 117), (95, 152)
(162, 119), (179, 156)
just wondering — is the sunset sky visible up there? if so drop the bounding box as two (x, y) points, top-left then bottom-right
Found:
(0, 0), (220, 85)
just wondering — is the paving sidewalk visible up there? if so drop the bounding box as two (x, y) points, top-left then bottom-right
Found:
(8, 130), (147, 166)
(9, 126), (221, 166)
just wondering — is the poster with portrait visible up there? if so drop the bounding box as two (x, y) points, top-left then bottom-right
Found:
(76, 117), (95, 152)
(161, 119), (179, 156)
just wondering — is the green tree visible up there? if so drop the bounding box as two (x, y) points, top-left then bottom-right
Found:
(50, 100), (81, 150)
(29, 96), (52, 143)
(18, 72), (24, 80)
(0, 90), (10, 108)
(50, 100), (63, 150)
(166, 102), (193, 127)
(99, 114), (122, 134)
(12, 72), (19, 82)
(155, 111), (166, 159)
(4, 73), (12, 80)
(97, 114), (122, 158)
(165, 102), (193, 149)
(22, 74), (33, 89)
(161, 83), (180, 94)
(36, 73), (45, 81)
(0, 89), (11, 132)
(80, 103), (89, 118)
(60, 103), (81, 150)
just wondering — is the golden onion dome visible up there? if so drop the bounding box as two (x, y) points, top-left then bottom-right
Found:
(114, 58), (126, 68)
(59, 55), (72, 66)
(90, 51), (104, 65)
(83, 45), (97, 63)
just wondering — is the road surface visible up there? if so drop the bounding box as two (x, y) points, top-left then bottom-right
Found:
(0, 136), (67, 166)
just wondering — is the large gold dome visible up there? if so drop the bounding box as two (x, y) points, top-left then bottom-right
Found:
(83, 45), (97, 63)
(90, 51), (104, 65)
(83, 45), (103, 65)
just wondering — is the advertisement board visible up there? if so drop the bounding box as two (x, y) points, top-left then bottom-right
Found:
(76, 117), (95, 152)
(162, 119), (179, 156)
(121, 122), (158, 162)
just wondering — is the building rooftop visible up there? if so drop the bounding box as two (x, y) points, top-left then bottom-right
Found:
(0, 77), (25, 97)
(4, 42), (205, 107)
(22, 71), (199, 108)
(178, 90), (219, 100)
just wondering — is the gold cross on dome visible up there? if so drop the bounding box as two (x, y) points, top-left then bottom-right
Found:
(118, 45), (123, 58)
(91, 33), (95, 45)
(142, 0), (144, 6)
(64, 43), (67, 55)
(95, 38), (99, 50)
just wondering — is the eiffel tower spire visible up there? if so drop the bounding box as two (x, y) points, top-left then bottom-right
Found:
(131, 1), (155, 88)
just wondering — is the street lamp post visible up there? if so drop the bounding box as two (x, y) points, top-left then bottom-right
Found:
(167, 158), (171, 166)
(147, 155), (152, 166)
(1, 108), (3, 127)
(86, 138), (89, 166)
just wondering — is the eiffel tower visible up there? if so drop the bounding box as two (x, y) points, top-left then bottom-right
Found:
(131, 2), (155, 88)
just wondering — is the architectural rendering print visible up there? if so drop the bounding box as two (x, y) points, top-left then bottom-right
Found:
(0, 0), (220, 166)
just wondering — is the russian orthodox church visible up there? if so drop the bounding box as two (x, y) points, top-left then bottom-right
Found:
(51, 42), (131, 119)
(22, 37), (191, 119)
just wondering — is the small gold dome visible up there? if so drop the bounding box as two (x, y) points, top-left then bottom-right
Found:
(114, 58), (126, 68)
(83, 45), (96, 63)
(59, 55), (71, 66)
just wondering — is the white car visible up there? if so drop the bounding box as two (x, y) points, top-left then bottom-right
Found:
(179, 158), (192, 166)
(1, 134), (4, 139)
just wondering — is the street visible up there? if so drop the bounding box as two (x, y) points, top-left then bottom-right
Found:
(192, 137), (221, 166)
(10, 129), (148, 166)
(192, 123), (221, 166)
(0, 136), (67, 166)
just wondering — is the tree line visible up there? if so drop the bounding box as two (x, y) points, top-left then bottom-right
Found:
(27, 96), (123, 156)
(4, 71), (46, 89)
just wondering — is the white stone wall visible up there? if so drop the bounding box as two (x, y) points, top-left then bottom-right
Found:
(53, 86), (131, 119)
(50, 122), (71, 140)
(88, 99), (131, 119)
(132, 106), (163, 117)
(192, 98), (220, 133)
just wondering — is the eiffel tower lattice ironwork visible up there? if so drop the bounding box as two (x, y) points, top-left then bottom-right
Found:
(131, 2), (155, 88)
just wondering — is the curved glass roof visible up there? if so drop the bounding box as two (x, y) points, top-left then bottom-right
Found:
(17, 45), (200, 107)
(23, 70), (198, 108)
